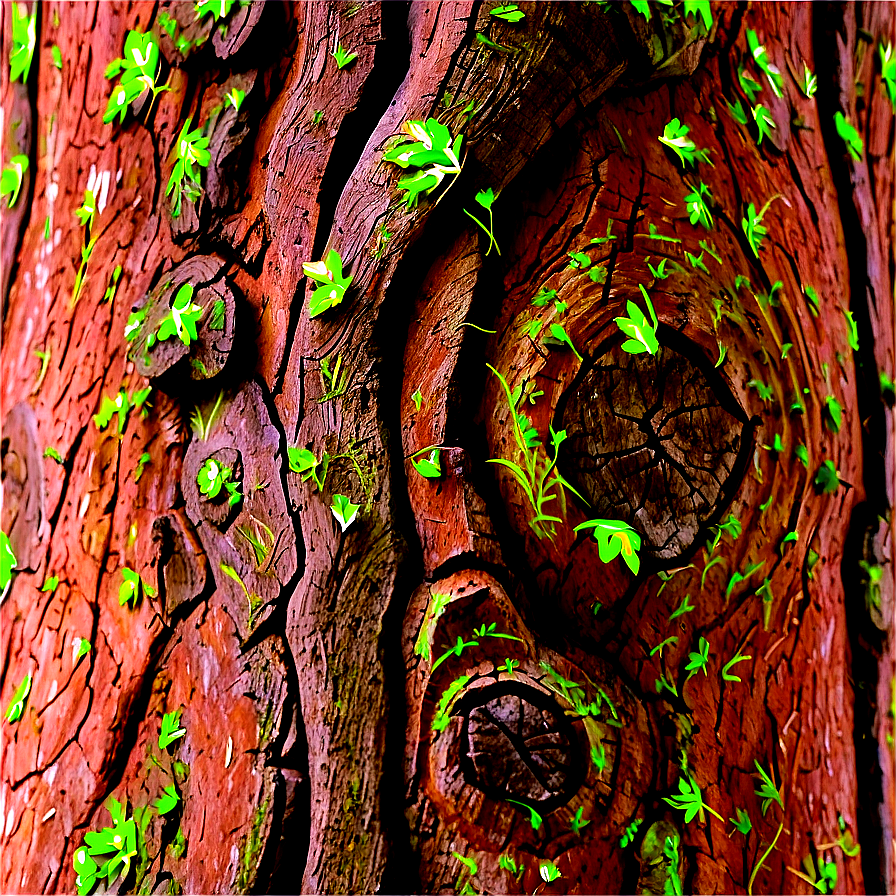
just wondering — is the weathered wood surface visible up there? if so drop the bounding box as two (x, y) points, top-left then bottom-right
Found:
(1, 2), (893, 895)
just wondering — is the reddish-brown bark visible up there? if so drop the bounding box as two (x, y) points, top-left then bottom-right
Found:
(1, 2), (893, 895)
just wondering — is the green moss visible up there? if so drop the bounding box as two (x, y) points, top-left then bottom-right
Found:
(236, 798), (268, 892)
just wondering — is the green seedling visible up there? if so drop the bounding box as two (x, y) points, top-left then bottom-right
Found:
(157, 284), (203, 346)
(834, 112), (863, 161)
(167, 121), (211, 217)
(490, 4), (524, 22)
(730, 808), (752, 836)
(685, 637), (711, 678)
(42, 575), (59, 592)
(235, 516), (274, 567)
(570, 805), (591, 835)
(658, 118), (711, 167)
(738, 63), (762, 104)
(309, 109), (324, 127)
(104, 30), (169, 125)
(789, 857), (837, 895)
(119, 567), (156, 607)
(650, 636), (678, 658)
(190, 391), (224, 442)
(319, 353), (350, 401)
(748, 377), (773, 402)
(842, 308), (859, 350)
(463, 187), (501, 256)
(669, 592), (695, 621)
(614, 284), (659, 354)
(71, 232), (99, 307)
(752, 103), (776, 144)
(1, 531), (16, 595)
(452, 852), (478, 896)
(664, 776), (724, 824)
(288, 447), (329, 490)
(303, 249), (353, 318)
(794, 444), (809, 468)
(683, 0), (712, 29)
(1, 155), (28, 207)
(647, 256), (670, 279)
(715, 341), (727, 367)
(746, 30), (784, 97)
(655, 673), (679, 698)
(726, 96), (750, 125)
(472, 622), (523, 643)
(685, 182), (713, 229)
(4, 672), (31, 723)
(686, 250), (709, 273)
(824, 395), (843, 432)
(411, 447), (442, 479)
(815, 460), (841, 493)
(646, 222), (682, 243)
(9, 1), (36, 83)
(543, 322), (584, 361)
(72, 636), (91, 665)
(475, 31), (515, 52)
(620, 818), (644, 848)
(487, 364), (585, 540)
(33, 347), (51, 392)
(432, 635), (479, 672)
(506, 799), (543, 831)
(154, 783), (180, 815)
(721, 651), (751, 682)
(800, 63), (818, 99)
(196, 0), (236, 21)
(780, 530), (798, 555)
(220, 562), (263, 626)
(539, 861), (562, 883)
(208, 299), (226, 330)
(197, 457), (242, 506)
(741, 195), (780, 256)
(432, 675), (469, 732)
(881, 42), (896, 110)
(332, 44), (357, 69)
(699, 239), (722, 264)
(74, 797), (141, 895)
(44, 446), (64, 464)
(383, 118), (463, 207)
(575, 519), (642, 575)
(225, 87), (245, 111)
(410, 388), (423, 412)
(102, 265), (122, 304)
(413, 591), (451, 662)
(331, 494), (360, 532)
(499, 657), (519, 677)
(498, 854), (520, 874)
(75, 189), (96, 231)
(753, 759), (783, 815)
(159, 710), (186, 749)
(707, 513), (741, 555)
(757, 577), (774, 630)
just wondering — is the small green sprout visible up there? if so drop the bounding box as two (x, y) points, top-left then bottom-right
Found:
(72, 637), (91, 665)
(631, 0), (651, 21)
(539, 861), (562, 883)
(669, 592), (695, 621)
(741, 195), (780, 256)
(757, 576), (775, 629)
(752, 103), (776, 144)
(319, 353), (350, 401)
(499, 657), (519, 677)
(156, 284), (203, 346)
(93, 386), (151, 433)
(726, 96), (750, 125)
(753, 759), (783, 815)
(472, 622), (524, 642)
(793, 443), (809, 468)
(154, 784), (180, 815)
(167, 121), (211, 217)
(475, 32), (514, 52)
(715, 341), (727, 367)
(490, 4), (525, 22)
(119, 567), (156, 607)
(738, 64), (762, 104)
(225, 87), (245, 111)
(746, 30), (784, 97)
(1, 531), (16, 595)
(570, 805), (591, 835)
(685, 636), (710, 678)
(498, 854), (519, 874)
(383, 118), (463, 207)
(663, 776), (725, 825)
(685, 182), (713, 229)
(197, 457), (242, 506)
(207, 299), (226, 330)
(220, 562), (263, 626)
(730, 808), (752, 836)
(647, 256), (670, 279)
(41, 575), (59, 593)
(236, 517), (275, 567)
(882, 371), (896, 404)
(685, 249), (709, 273)
(432, 635), (479, 672)
(591, 739), (608, 772)
(104, 30), (169, 125)
(411, 388), (423, 412)
(463, 187), (501, 256)
(332, 44), (358, 69)
(506, 799), (543, 831)
(721, 651), (752, 682)
(159, 710), (186, 749)
(195, 0), (235, 21)
(0, 155), (28, 208)
(747, 377), (773, 403)
(620, 817), (643, 848)
(543, 322), (583, 362)
(331, 494), (360, 532)
(655, 673), (679, 698)
(834, 111), (863, 161)
(824, 396), (843, 432)
(74, 798), (140, 895)
(650, 636), (678, 658)
(880, 42), (896, 110)
(574, 519), (642, 575)
(800, 63), (818, 99)
(411, 447), (442, 479)
(288, 447), (329, 490)
(4, 672), (31, 723)
(645, 222), (682, 243)
(814, 460), (841, 494)
(842, 308), (859, 350)
(102, 265), (123, 304)
(658, 118), (711, 168)
(309, 109), (324, 127)
(9, 1), (36, 83)
(303, 248), (353, 318)
(614, 284), (659, 354)
(44, 446), (64, 464)
(75, 189), (97, 230)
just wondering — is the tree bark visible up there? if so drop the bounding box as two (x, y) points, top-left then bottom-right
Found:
(1, 2), (893, 895)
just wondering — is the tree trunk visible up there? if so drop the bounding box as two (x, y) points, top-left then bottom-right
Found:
(1, 2), (893, 894)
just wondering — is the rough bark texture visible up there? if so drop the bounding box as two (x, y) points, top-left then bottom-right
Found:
(1, 2), (893, 895)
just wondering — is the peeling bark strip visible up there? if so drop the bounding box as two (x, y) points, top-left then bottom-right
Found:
(0, 3), (893, 896)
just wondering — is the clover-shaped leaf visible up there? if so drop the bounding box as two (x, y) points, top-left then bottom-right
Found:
(157, 284), (203, 345)
(303, 249), (353, 318)
(331, 494), (360, 532)
(574, 519), (642, 575)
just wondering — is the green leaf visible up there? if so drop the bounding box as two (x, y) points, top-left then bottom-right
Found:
(726, 96), (750, 125)
(195, 0), (236, 21)
(842, 308), (859, 351)
(746, 30), (784, 97)
(433, 675), (469, 732)
(614, 285), (659, 355)
(225, 87), (246, 111)
(72, 636), (92, 664)
(303, 248), (353, 318)
(663, 777), (707, 825)
(41, 575), (59, 592)
(880, 42), (896, 111)
(686, 250), (709, 273)
(631, 0), (651, 21)
(544, 322), (583, 362)
(752, 759), (783, 815)
(539, 861), (562, 883)
(814, 460), (841, 494)
(157, 284), (203, 345)
(154, 784), (180, 815)
(575, 519), (642, 575)
(684, 636), (711, 678)
(752, 103), (776, 144)
(9, 1), (37, 83)
(824, 396), (843, 432)
(683, 0), (712, 30)
(800, 63), (818, 99)
(44, 446), (64, 464)
(197, 456), (232, 499)
(0, 155), (29, 208)
(658, 118), (711, 168)
(411, 448), (442, 479)
(119, 567), (155, 607)
(834, 111), (864, 161)
(506, 799), (544, 831)
(332, 43), (358, 69)
(383, 118), (462, 206)
(4, 672), (31, 723)
(331, 494), (360, 532)
(209, 299), (226, 330)
(669, 592), (695, 621)
(1, 531), (17, 594)
(721, 651), (751, 682)
(685, 182), (713, 229)
(159, 710), (186, 749)
(730, 808), (752, 836)
(490, 4), (525, 22)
